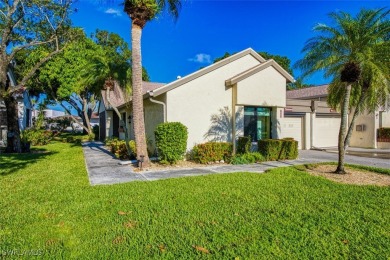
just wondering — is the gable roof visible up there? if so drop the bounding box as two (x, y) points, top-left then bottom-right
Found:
(287, 84), (329, 99)
(150, 48), (266, 97)
(225, 59), (294, 87)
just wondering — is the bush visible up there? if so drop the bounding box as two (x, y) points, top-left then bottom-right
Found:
(237, 136), (251, 154)
(110, 139), (129, 160)
(230, 152), (264, 165)
(155, 122), (188, 164)
(104, 137), (119, 147)
(191, 142), (233, 164)
(281, 138), (298, 160)
(258, 139), (298, 161)
(378, 128), (390, 139)
(21, 129), (53, 146)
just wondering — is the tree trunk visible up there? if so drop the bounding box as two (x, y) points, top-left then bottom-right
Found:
(336, 84), (352, 174)
(344, 91), (366, 150)
(82, 97), (92, 135)
(4, 95), (21, 153)
(131, 23), (150, 165)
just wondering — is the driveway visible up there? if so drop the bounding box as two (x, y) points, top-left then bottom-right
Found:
(82, 142), (389, 186)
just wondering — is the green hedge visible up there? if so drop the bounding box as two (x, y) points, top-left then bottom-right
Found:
(155, 122), (188, 164)
(191, 142), (233, 164)
(258, 138), (298, 161)
(237, 136), (251, 154)
(378, 128), (390, 139)
(108, 139), (137, 160)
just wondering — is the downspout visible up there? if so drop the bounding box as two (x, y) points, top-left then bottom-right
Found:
(148, 91), (167, 123)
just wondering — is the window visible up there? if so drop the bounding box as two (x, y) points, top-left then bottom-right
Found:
(244, 107), (271, 142)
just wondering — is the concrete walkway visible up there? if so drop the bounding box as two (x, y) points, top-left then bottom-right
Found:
(82, 142), (389, 185)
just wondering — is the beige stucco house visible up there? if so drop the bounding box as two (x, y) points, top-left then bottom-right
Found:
(98, 47), (389, 153)
(99, 48), (296, 153)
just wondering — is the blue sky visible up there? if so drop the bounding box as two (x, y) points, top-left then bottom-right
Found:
(71, 0), (388, 85)
(48, 0), (388, 112)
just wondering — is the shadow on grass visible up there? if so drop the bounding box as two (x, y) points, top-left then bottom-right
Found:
(0, 147), (58, 176)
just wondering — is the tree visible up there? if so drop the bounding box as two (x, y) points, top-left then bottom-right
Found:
(0, 0), (73, 153)
(123, 0), (181, 165)
(213, 51), (293, 75)
(295, 8), (390, 174)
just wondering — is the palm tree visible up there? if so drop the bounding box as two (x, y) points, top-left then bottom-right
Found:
(124, 0), (181, 165)
(295, 8), (390, 174)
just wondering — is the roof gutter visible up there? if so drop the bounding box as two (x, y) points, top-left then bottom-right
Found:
(148, 91), (167, 123)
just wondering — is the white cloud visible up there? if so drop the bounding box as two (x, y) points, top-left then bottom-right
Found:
(105, 8), (122, 17)
(188, 53), (212, 64)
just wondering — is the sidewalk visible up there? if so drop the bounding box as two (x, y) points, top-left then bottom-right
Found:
(82, 142), (389, 186)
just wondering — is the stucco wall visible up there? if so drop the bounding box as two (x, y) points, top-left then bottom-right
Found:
(349, 112), (376, 148)
(121, 95), (165, 155)
(380, 110), (390, 127)
(236, 66), (287, 108)
(166, 55), (261, 150)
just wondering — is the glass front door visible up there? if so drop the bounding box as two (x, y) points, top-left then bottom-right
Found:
(244, 107), (271, 141)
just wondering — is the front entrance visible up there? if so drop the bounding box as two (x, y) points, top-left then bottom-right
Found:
(244, 107), (271, 142)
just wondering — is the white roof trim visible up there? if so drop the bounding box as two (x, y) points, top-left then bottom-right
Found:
(151, 48), (266, 97)
(225, 59), (295, 87)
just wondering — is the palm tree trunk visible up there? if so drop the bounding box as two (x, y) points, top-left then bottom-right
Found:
(336, 84), (352, 174)
(131, 22), (150, 165)
(344, 91), (366, 150)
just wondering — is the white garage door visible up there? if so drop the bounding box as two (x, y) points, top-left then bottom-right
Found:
(314, 116), (341, 148)
(280, 116), (303, 149)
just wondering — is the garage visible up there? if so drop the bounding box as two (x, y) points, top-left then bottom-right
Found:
(313, 115), (341, 148)
(279, 115), (304, 149)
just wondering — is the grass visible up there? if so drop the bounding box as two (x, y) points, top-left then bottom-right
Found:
(1, 142), (389, 258)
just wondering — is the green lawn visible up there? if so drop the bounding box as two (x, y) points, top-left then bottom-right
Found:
(1, 142), (389, 259)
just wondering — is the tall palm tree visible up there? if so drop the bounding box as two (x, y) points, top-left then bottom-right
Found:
(295, 8), (390, 174)
(124, 0), (181, 165)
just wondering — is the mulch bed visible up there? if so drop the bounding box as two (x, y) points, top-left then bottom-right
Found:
(306, 164), (390, 186)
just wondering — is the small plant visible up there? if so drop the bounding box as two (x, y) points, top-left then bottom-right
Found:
(237, 136), (251, 154)
(230, 152), (264, 165)
(109, 139), (129, 160)
(155, 122), (188, 164)
(128, 140), (137, 159)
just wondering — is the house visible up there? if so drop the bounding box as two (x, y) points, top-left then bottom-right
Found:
(100, 48), (297, 152)
(0, 69), (33, 147)
(287, 85), (390, 149)
(100, 48), (388, 153)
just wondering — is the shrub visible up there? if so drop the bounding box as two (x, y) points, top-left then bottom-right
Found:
(237, 136), (251, 154)
(155, 122), (188, 164)
(110, 139), (129, 160)
(378, 128), (390, 139)
(281, 138), (298, 160)
(21, 129), (53, 146)
(105, 137), (119, 147)
(258, 139), (283, 161)
(191, 142), (233, 164)
(258, 139), (298, 161)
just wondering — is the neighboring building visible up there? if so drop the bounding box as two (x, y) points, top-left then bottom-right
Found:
(0, 69), (33, 147)
(32, 109), (65, 119)
(287, 85), (390, 149)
